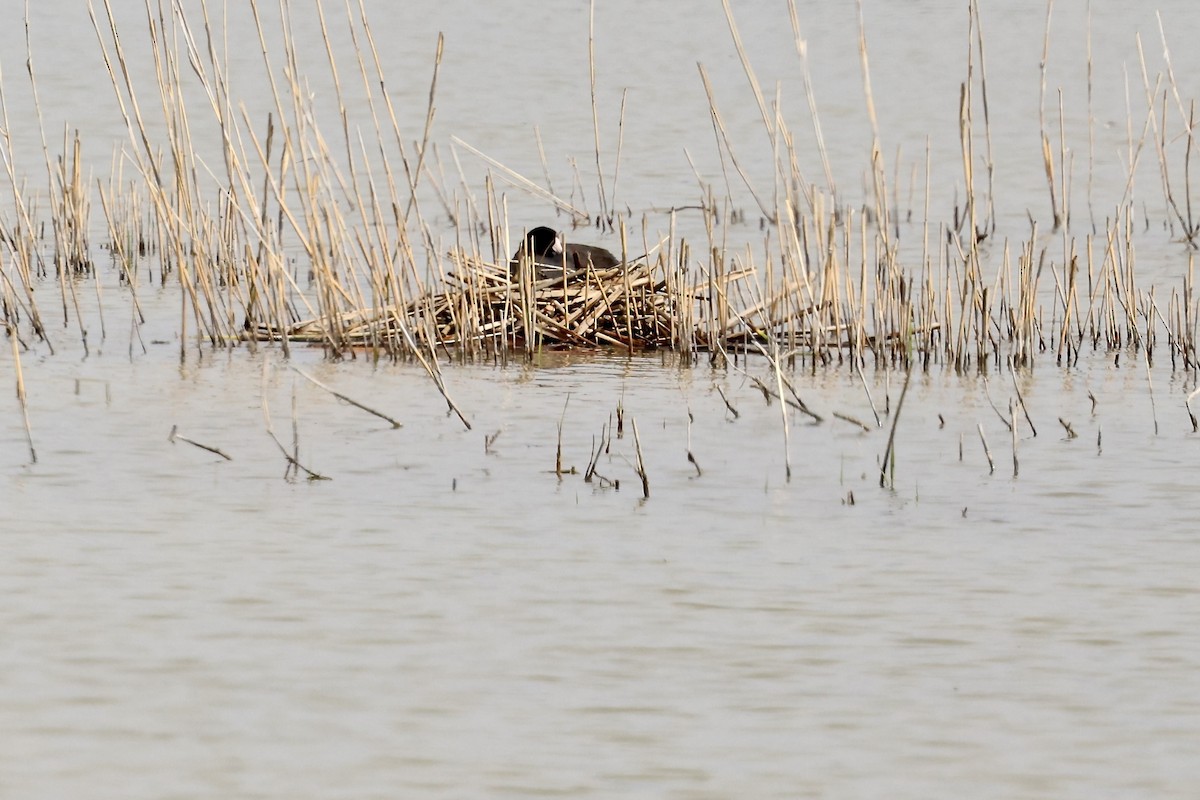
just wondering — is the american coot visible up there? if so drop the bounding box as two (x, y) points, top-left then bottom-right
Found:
(509, 226), (619, 280)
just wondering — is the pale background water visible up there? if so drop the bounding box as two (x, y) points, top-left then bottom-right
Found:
(3, 1), (1200, 798)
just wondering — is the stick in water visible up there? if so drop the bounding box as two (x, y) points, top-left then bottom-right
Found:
(262, 362), (329, 481)
(1010, 398), (1019, 477)
(9, 328), (36, 464)
(686, 412), (702, 477)
(631, 418), (649, 498)
(978, 422), (995, 474)
(556, 395), (571, 478)
(168, 425), (233, 460)
(291, 366), (402, 428)
(715, 384), (740, 418)
(878, 369), (913, 488)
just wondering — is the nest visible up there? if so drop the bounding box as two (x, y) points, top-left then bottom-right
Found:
(250, 256), (692, 350)
(446, 258), (683, 349)
(243, 250), (837, 355)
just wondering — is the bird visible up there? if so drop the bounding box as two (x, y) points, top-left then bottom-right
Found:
(509, 226), (620, 281)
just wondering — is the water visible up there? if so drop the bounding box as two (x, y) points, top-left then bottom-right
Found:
(4, 1), (1200, 797)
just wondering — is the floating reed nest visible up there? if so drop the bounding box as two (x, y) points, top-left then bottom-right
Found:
(245, 249), (844, 355)
(489, 259), (682, 350)
(249, 255), (694, 351)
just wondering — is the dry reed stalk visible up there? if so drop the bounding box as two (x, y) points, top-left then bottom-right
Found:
(1137, 38), (1194, 247)
(856, 363), (882, 427)
(686, 411), (702, 477)
(0, 62), (50, 346)
(534, 125), (556, 206)
(769, 344), (793, 482)
(970, 0), (996, 237)
(855, 0), (892, 255)
(1009, 398), (1019, 477)
(715, 385), (739, 418)
(261, 362), (329, 481)
(1186, 100), (1197, 245)
(1084, 4), (1097, 230)
(959, 36), (977, 241)
(977, 422), (995, 474)
(347, 0), (419, 224)
(555, 395), (570, 479)
(619, 221), (635, 349)
(832, 412), (872, 432)
(1186, 254), (1197, 368)
(46, 133), (97, 353)
(1056, 245), (1078, 364)
(452, 137), (587, 221)
(583, 425), (605, 484)
(722, 0), (774, 146)
(168, 424), (232, 460)
(1144, 323), (1159, 435)
(405, 32), (444, 223)
(1038, 0), (1062, 229)
(587, 0), (609, 222)
(90, 0), (222, 353)
(1185, 386), (1200, 431)
(1057, 89), (1070, 229)
(291, 366), (402, 428)
(787, 0), (833, 197)
(878, 368), (911, 488)
(243, 1), (392, 349)
(609, 88), (629, 217)
(697, 63), (773, 222)
(1008, 364), (1037, 436)
(631, 418), (649, 498)
(7, 321), (37, 463)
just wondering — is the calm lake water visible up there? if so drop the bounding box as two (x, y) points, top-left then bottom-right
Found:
(3, 1), (1200, 798)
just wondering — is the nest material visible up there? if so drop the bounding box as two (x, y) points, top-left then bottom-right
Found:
(504, 261), (680, 349)
(435, 257), (687, 349)
(250, 256), (688, 350)
(244, 252), (844, 354)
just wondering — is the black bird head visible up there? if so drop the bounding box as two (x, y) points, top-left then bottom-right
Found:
(510, 226), (563, 276)
(524, 226), (563, 259)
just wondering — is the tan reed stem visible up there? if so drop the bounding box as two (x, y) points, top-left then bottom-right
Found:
(587, 0), (609, 221)
(1038, 0), (1062, 229)
(555, 395), (570, 479)
(8, 322), (37, 463)
(1009, 398), (1019, 477)
(168, 425), (232, 460)
(715, 384), (740, 418)
(453, 137), (587, 220)
(631, 418), (649, 499)
(261, 361), (329, 481)
(878, 368), (912, 488)
(291, 366), (402, 428)
(977, 422), (995, 474)
(696, 63), (774, 221)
